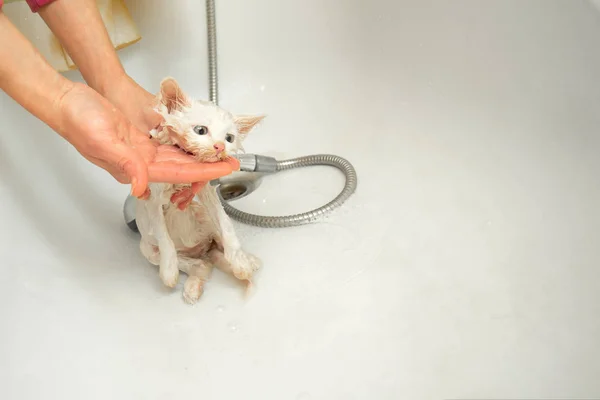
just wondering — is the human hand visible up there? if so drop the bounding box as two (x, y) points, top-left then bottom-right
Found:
(56, 82), (238, 197)
(101, 75), (234, 206)
(169, 182), (205, 210)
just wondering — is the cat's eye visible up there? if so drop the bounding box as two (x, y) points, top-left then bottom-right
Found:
(225, 134), (235, 143)
(193, 125), (208, 135)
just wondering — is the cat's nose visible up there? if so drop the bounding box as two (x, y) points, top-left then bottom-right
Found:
(213, 142), (225, 154)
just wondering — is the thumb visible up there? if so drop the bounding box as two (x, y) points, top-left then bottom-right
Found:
(112, 143), (149, 197)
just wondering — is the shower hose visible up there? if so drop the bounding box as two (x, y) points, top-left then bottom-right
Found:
(124, 0), (357, 230)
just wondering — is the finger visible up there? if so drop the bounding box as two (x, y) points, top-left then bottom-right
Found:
(110, 143), (149, 197)
(225, 157), (240, 170)
(170, 189), (190, 206)
(140, 187), (151, 200)
(148, 162), (234, 184)
(154, 146), (200, 164)
(148, 109), (164, 130)
(190, 181), (206, 194)
(169, 183), (205, 209)
(178, 195), (194, 210)
(156, 145), (187, 156)
(154, 146), (241, 171)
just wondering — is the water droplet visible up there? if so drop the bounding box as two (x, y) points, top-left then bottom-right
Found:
(259, 85), (266, 92)
(228, 323), (238, 332)
(296, 392), (311, 400)
(216, 305), (225, 312)
(262, 198), (267, 203)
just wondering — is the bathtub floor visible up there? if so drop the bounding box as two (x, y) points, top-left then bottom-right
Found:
(2, 0), (600, 399)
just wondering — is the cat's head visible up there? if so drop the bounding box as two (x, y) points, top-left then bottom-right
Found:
(152, 77), (265, 162)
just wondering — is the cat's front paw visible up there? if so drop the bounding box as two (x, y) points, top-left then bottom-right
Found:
(138, 187), (151, 200)
(159, 252), (179, 288)
(227, 250), (261, 281)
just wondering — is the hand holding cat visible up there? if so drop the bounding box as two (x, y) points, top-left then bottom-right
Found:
(56, 82), (239, 197)
(1, 3), (237, 199)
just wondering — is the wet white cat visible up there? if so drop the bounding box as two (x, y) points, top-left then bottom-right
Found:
(135, 77), (264, 304)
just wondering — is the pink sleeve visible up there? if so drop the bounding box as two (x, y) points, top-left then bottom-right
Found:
(0, 0), (57, 12)
(26, 0), (57, 12)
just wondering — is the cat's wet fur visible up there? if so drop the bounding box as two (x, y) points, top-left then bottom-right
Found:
(135, 77), (264, 304)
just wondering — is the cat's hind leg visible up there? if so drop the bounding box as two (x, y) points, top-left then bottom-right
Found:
(208, 247), (256, 293)
(198, 187), (261, 281)
(177, 256), (213, 304)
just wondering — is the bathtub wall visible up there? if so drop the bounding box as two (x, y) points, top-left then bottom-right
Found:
(2, 1), (600, 399)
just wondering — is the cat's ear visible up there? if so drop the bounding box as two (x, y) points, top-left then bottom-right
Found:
(234, 115), (265, 138)
(158, 77), (189, 113)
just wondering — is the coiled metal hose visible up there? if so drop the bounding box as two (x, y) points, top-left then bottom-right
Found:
(219, 155), (357, 228)
(205, 0), (357, 228)
(123, 1), (357, 231)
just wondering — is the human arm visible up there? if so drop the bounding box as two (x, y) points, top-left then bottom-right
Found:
(0, 9), (73, 137)
(0, 9), (151, 193)
(37, 0), (126, 97)
(0, 7), (236, 196)
(38, 0), (166, 136)
(36, 0), (238, 198)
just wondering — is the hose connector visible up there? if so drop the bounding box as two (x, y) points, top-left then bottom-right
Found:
(210, 154), (279, 186)
(231, 154), (278, 173)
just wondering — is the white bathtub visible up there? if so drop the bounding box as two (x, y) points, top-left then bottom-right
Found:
(1, 0), (600, 398)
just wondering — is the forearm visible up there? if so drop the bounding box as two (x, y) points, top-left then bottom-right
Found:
(0, 10), (73, 134)
(39, 0), (126, 96)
